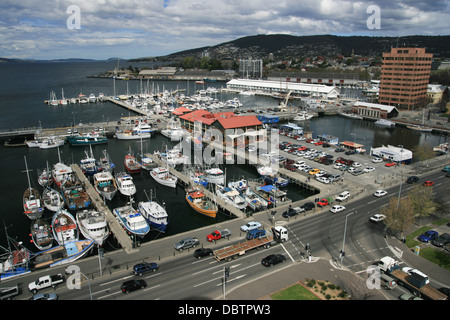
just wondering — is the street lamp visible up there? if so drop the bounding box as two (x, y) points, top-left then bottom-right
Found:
(340, 210), (357, 266)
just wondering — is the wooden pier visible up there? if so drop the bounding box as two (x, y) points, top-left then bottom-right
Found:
(71, 164), (137, 254)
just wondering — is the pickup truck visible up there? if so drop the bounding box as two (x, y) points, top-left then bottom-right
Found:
(206, 229), (231, 242)
(28, 274), (65, 294)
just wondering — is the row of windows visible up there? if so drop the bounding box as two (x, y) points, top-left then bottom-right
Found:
(383, 56), (432, 61)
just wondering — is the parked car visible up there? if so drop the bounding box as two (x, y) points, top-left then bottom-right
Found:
(363, 166), (375, 173)
(335, 191), (350, 202)
(301, 202), (316, 211)
(330, 205), (346, 213)
(372, 157), (383, 163)
(385, 162), (396, 167)
(373, 190), (387, 197)
(316, 176), (330, 184)
(399, 293), (423, 301)
(316, 199), (330, 207)
(174, 237), (200, 251)
(432, 233), (450, 247)
(193, 248), (213, 259)
(133, 262), (159, 275)
(121, 280), (147, 294)
(335, 148), (345, 153)
(417, 230), (438, 243)
(406, 176), (419, 184)
(29, 292), (58, 300)
(282, 206), (304, 218)
(308, 168), (320, 175)
(261, 254), (286, 267)
(423, 180), (434, 187)
(240, 221), (262, 232)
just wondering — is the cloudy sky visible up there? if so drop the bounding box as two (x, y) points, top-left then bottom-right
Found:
(1, 0), (449, 60)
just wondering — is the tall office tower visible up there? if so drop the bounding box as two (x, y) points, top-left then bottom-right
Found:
(239, 57), (263, 79)
(379, 47), (433, 110)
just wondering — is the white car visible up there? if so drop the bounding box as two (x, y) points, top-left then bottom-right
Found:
(363, 166), (375, 173)
(335, 191), (350, 202)
(372, 157), (383, 163)
(330, 205), (346, 213)
(373, 190), (387, 197)
(369, 214), (386, 223)
(240, 221), (262, 232)
(401, 267), (429, 284)
(333, 163), (344, 169)
(352, 162), (362, 168)
(316, 176), (330, 184)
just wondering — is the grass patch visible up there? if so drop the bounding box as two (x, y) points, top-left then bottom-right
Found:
(271, 283), (321, 300)
(432, 218), (450, 226)
(419, 247), (450, 271)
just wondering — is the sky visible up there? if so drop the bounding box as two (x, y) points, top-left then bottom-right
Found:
(1, 0), (449, 60)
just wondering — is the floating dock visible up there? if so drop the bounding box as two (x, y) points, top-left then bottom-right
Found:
(71, 164), (137, 254)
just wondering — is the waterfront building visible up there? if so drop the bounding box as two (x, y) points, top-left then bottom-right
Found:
(427, 84), (448, 105)
(351, 101), (399, 120)
(370, 145), (413, 164)
(268, 72), (361, 87)
(226, 79), (340, 99)
(379, 47), (433, 110)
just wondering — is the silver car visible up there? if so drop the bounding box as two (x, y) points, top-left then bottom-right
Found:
(174, 237), (200, 251)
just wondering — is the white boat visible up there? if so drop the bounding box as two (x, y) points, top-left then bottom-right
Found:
(37, 167), (51, 187)
(374, 119), (395, 127)
(93, 171), (118, 201)
(406, 124), (433, 132)
(115, 172), (137, 197)
(52, 162), (73, 189)
(88, 93), (96, 102)
(39, 136), (65, 149)
(22, 156), (44, 220)
(51, 209), (79, 245)
(150, 167), (177, 188)
(242, 187), (269, 211)
(293, 111), (314, 121)
(338, 112), (363, 120)
(227, 179), (248, 193)
(113, 202), (150, 237)
(30, 219), (54, 251)
(115, 121), (155, 140)
(161, 119), (185, 141)
(26, 138), (44, 148)
(42, 186), (64, 212)
(31, 239), (94, 269)
(204, 167), (225, 185)
(49, 91), (58, 106)
(215, 185), (247, 210)
(76, 209), (109, 246)
(138, 190), (169, 233)
(98, 93), (105, 101)
(97, 150), (115, 173)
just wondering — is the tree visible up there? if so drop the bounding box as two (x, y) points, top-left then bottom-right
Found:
(408, 185), (436, 225)
(412, 143), (435, 164)
(381, 197), (415, 240)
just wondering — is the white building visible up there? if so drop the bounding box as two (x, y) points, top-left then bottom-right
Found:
(226, 79), (340, 99)
(370, 145), (413, 164)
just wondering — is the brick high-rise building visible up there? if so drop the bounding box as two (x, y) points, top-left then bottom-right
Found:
(379, 47), (433, 110)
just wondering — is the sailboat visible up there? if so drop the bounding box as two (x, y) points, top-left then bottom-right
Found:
(22, 156), (44, 220)
(137, 138), (153, 171)
(59, 88), (68, 105)
(406, 109), (433, 132)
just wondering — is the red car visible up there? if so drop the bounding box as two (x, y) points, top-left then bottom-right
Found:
(423, 180), (434, 187)
(316, 199), (330, 207)
(385, 162), (396, 167)
(298, 146), (307, 151)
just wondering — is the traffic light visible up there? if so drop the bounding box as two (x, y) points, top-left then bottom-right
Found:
(224, 267), (230, 279)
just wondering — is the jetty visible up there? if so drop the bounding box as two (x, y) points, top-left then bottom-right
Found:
(70, 164), (137, 254)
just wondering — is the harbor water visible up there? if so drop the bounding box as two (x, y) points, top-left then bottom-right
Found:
(0, 61), (445, 252)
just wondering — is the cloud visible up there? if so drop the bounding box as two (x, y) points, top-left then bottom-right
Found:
(0, 0), (448, 59)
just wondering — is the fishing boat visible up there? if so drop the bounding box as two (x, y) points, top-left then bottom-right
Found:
(242, 187), (269, 211)
(227, 179), (248, 193)
(0, 232), (32, 280)
(31, 239), (95, 269)
(113, 201), (150, 237)
(76, 209), (109, 246)
(204, 167), (225, 185)
(39, 136), (65, 149)
(293, 111), (314, 121)
(52, 162), (73, 189)
(23, 156), (44, 220)
(97, 150), (115, 173)
(80, 146), (101, 177)
(37, 163), (51, 187)
(215, 185), (247, 210)
(185, 187), (218, 218)
(115, 122), (154, 140)
(67, 132), (108, 146)
(150, 167), (177, 188)
(124, 148), (142, 173)
(115, 172), (137, 196)
(42, 186), (64, 212)
(51, 209), (79, 245)
(374, 118), (396, 127)
(30, 219), (54, 251)
(137, 138), (153, 171)
(60, 175), (91, 211)
(138, 190), (169, 233)
(93, 171), (118, 200)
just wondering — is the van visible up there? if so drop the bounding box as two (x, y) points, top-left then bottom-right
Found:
(380, 274), (397, 290)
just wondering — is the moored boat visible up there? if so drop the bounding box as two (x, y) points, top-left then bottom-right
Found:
(113, 202), (150, 237)
(30, 219), (54, 251)
(23, 156), (44, 220)
(31, 239), (94, 269)
(76, 209), (109, 246)
(124, 148), (142, 173)
(374, 118), (395, 127)
(39, 136), (65, 149)
(67, 132), (108, 146)
(42, 186), (64, 212)
(60, 175), (91, 211)
(204, 167), (225, 185)
(93, 171), (118, 201)
(406, 124), (433, 132)
(185, 187), (217, 218)
(115, 172), (137, 197)
(150, 167), (177, 188)
(51, 209), (79, 245)
(97, 150), (115, 173)
(138, 190), (168, 233)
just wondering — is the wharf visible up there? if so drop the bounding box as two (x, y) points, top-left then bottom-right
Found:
(70, 164), (137, 254)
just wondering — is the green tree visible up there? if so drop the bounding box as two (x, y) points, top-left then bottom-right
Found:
(408, 185), (436, 225)
(381, 197), (415, 240)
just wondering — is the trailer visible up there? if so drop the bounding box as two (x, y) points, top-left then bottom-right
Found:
(213, 226), (288, 262)
(0, 285), (21, 300)
(377, 256), (447, 300)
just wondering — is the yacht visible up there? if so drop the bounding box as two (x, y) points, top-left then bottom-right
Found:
(204, 167), (225, 185)
(150, 167), (177, 188)
(374, 119), (395, 127)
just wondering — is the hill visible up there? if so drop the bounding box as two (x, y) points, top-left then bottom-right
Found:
(134, 34), (450, 61)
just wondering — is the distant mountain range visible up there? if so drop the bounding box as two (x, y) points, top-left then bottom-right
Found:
(141, 34), (450, 61)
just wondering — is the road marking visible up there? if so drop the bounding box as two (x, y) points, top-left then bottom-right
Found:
(99, 275), (133, 286)
(143, 284), (160, 291)
(281, 243), (295, 263)
(216, 274), (246, 286)
(144, 272), (163, 279)
(97, 290), (122, 300)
